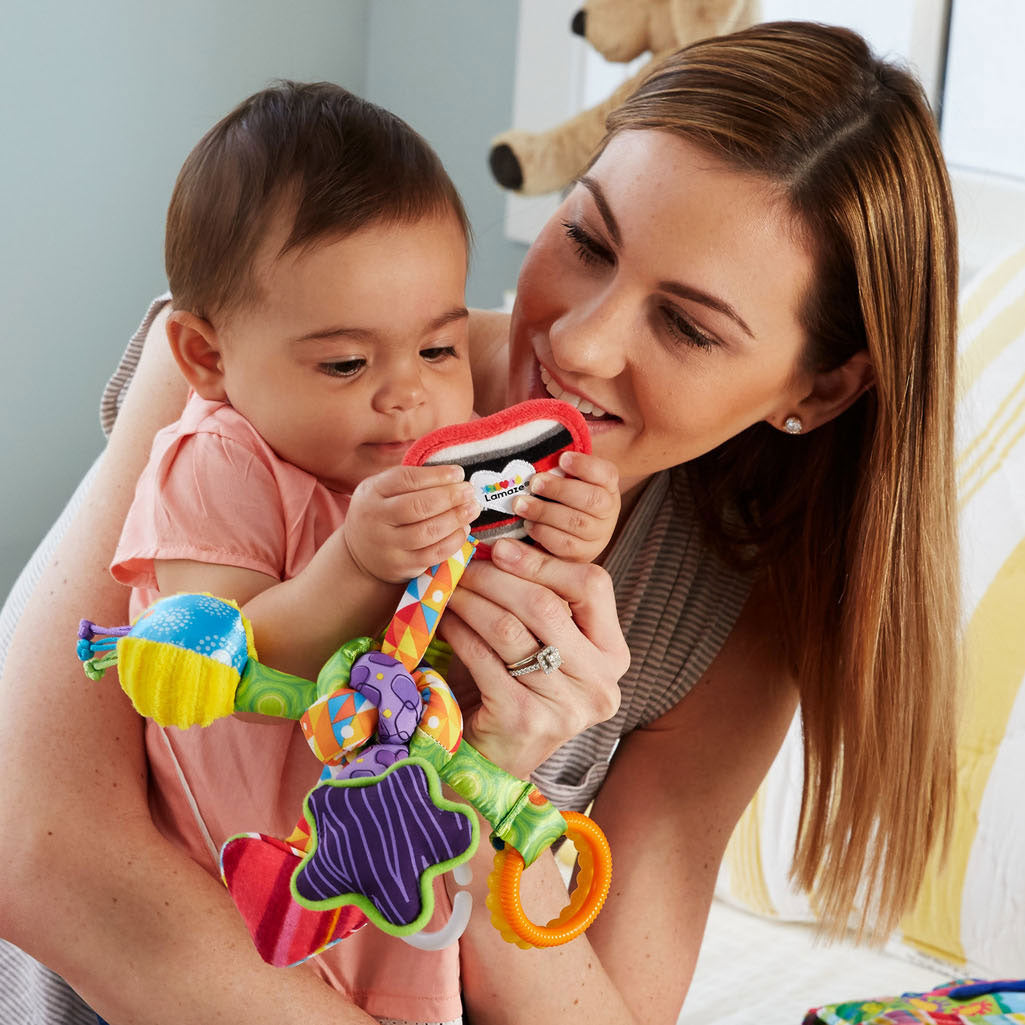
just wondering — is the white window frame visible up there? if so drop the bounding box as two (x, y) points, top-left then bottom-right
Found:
(503, 0), (1025, 280)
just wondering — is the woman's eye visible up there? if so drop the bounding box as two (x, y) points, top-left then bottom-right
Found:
(420, 345), (457, 363)
(661, 306), (718, 351)
(562, 220), (613, 267)
(319, 358), (365, 377)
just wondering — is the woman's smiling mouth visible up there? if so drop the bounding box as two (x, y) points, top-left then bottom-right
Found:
(539, 365), (614, 420)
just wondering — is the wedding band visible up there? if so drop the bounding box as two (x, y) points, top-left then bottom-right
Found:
(505, 644), (562, 677)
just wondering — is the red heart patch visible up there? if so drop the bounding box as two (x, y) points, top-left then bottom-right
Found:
(221, 832), (367, 966)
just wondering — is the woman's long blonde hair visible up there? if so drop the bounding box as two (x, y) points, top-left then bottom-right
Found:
(605, 22), (959, 937)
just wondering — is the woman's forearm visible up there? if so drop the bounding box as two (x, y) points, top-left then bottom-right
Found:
(0, 477), (372, 1023)
(453, 815), (639, 1025)
(434, 540), (640, 1022)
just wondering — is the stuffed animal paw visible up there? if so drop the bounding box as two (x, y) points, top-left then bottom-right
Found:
(489, 0), (761, 196)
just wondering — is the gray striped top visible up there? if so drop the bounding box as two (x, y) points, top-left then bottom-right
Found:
(531, 466), (753, 810)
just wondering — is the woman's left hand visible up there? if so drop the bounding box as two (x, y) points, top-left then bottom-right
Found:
(438, 537), (629, 779)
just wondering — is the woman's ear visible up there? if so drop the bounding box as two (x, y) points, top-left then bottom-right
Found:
(777, 350), (875, 434)
(165, 310), (228, 401)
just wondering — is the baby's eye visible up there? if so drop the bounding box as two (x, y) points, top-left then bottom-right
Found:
(420, 345), (457, 363)
(319, 358), (365, 377)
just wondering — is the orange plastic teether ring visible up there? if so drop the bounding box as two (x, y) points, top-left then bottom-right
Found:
(491, 811), (612, 947)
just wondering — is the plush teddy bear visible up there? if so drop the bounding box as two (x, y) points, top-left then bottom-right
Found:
(489, 0), (761, 196)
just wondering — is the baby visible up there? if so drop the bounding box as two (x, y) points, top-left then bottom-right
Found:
(112, 81), (618, 682)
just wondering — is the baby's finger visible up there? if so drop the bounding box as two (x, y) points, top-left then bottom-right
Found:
(518, 521), (593, 561)
(525, 471), (618, 521)
(387, 480), (479, 528)
(404, 525), (475, 577)
(372, 463), (465, 499)
(553, 450), (619, 490)
(390, 500), (476, 551)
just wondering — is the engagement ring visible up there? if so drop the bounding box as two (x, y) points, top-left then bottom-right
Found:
(505, 644), (562, 677)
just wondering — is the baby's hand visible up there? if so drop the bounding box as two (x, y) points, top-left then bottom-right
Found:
(512, 451), (620, 563)
(344, 465), (479, 583)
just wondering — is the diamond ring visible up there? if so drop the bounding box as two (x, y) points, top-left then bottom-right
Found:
(505, 644), (562, 677)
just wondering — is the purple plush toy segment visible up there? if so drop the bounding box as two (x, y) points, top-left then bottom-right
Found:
(350, 651), (423, 743)
(340, 742), (408, 779)
(330, 651), (426, 781)
(293, 761), (476, 929)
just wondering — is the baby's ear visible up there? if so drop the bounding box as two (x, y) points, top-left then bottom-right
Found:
(165, 310), (228, 401)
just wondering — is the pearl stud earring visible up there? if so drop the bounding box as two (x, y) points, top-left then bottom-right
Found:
(783, 415), (803, 435)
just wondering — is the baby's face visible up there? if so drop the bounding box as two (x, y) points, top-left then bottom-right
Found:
(214, 212), (474, 493)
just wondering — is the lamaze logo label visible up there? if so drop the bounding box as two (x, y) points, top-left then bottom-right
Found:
(469, 459), (535, 515)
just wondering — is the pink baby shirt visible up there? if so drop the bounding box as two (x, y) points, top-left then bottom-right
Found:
(111, 392), (463, 1023)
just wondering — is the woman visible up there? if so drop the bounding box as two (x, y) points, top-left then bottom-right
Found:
(0, 22), (957, 1025)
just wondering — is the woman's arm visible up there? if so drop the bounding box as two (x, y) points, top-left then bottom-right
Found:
(443, 548), (797, 1025)
(0, 308), (375, 1024)
(582, 582), (798, 1023)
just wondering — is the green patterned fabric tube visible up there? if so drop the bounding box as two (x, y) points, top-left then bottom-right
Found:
(234, 660), (318, 719)
(233, 636), (375, 719)
(315, 637), (375, 700)
(409, 732), (566, 866)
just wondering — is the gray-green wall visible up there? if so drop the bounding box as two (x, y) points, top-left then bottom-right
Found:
(364, 2), (527, 308)
(0, 1), (525, 601)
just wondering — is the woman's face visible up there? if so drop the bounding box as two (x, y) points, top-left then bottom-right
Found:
(508, 130), (818, 498)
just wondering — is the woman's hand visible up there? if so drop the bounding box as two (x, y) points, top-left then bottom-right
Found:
(438, 537), (628, 778)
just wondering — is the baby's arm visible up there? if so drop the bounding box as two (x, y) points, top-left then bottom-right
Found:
(155, 463), (478, 680)
(511, 450), (621, 563)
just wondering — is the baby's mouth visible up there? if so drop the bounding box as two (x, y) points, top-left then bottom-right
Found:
(540, 366), (617, 421)
(366, 439), (414, 451)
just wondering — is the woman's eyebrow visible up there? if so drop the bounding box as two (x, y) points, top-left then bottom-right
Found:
(578, 175), (622, 247)
(659, 281), (754, 338)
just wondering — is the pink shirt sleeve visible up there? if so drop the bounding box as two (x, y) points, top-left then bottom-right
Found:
(112, 420), (288, 592)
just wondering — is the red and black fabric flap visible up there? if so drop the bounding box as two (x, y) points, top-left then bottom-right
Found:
(403, 399), (591, 556)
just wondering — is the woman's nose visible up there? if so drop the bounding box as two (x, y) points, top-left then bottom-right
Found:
(549, 292), (630, 380)
(372, 362), (425, 413)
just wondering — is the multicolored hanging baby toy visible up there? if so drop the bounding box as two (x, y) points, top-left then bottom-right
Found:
(77, 400), (612, 965)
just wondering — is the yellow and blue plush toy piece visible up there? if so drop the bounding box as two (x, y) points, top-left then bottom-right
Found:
(78, 592), (322, 726)
(80, 592), (257, 726)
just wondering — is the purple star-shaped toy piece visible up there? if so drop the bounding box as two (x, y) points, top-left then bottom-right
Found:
(292, 760), (476, 932)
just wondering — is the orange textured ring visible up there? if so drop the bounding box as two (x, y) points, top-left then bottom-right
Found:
(490, 810), (612, 948)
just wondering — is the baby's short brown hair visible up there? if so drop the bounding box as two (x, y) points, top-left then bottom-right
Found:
(165, 80), (470, 321)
